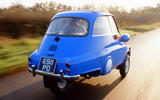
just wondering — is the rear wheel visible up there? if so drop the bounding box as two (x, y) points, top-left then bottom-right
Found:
(119, 54), (130, 78)
(43, 76), (70, 94)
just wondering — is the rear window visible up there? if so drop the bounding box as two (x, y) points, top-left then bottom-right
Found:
(46, 17), (89, 36)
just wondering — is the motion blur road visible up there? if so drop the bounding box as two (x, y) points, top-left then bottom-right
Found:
(0, 28), (160, 100)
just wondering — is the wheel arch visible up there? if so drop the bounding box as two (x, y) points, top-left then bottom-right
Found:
(117, 46), (131, 69)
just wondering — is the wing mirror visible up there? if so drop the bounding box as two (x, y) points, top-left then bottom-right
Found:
(119, 34), (130, 42)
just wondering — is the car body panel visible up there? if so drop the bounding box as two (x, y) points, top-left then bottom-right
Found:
(28, 10), (130, 78)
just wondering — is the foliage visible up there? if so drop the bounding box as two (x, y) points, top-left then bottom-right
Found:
(0, 2), (160, 38)
(109, 6), (160, 27)
(0, 2), (71, 38)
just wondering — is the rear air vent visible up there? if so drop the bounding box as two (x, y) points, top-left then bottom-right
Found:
(49, 45), (57, 51)
(47, 54), (54, 56)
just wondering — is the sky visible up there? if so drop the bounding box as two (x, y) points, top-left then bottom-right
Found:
(0, 0), (160, 11)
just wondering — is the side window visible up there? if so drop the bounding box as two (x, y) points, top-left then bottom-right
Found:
(92, 16), (112, 36)
(108, 16), (118, 34)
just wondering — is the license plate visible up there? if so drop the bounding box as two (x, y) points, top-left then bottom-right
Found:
(38, 57), (57, 73)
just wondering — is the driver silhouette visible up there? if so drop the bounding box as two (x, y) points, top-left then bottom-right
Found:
(62, 19), (87, 35)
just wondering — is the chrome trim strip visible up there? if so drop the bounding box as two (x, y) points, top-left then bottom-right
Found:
(29, 67), (80, 80)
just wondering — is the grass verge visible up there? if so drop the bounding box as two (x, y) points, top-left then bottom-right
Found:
(120, 23), (160, 36)
(0, 37), (41, 77)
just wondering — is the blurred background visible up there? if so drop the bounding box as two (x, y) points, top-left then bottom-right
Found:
(0, 0), (160, 76)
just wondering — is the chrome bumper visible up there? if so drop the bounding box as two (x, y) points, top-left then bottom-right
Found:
(28, 67), (80, 80)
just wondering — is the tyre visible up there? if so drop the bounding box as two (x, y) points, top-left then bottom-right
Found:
(43, 76), (70, 94)
(119, 54), (130, 78)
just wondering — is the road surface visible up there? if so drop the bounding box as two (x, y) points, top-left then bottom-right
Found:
(0, 28), (160, 100)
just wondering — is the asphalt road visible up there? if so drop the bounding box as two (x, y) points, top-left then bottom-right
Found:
(1, 28), (160, 100)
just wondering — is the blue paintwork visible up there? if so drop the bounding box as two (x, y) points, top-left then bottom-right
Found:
(28, 11), (130, 77)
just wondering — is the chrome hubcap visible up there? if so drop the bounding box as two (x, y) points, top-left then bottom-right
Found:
(106, 59), (112, 72)
(125, 58), (130, 73)
(58, 80), (67, 89)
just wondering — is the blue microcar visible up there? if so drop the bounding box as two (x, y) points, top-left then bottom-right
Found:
(28, 10), (131, 93)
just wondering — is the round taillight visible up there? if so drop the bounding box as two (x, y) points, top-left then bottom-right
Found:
(66, 69), (70, 72)
(66, 62), (70, 67)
